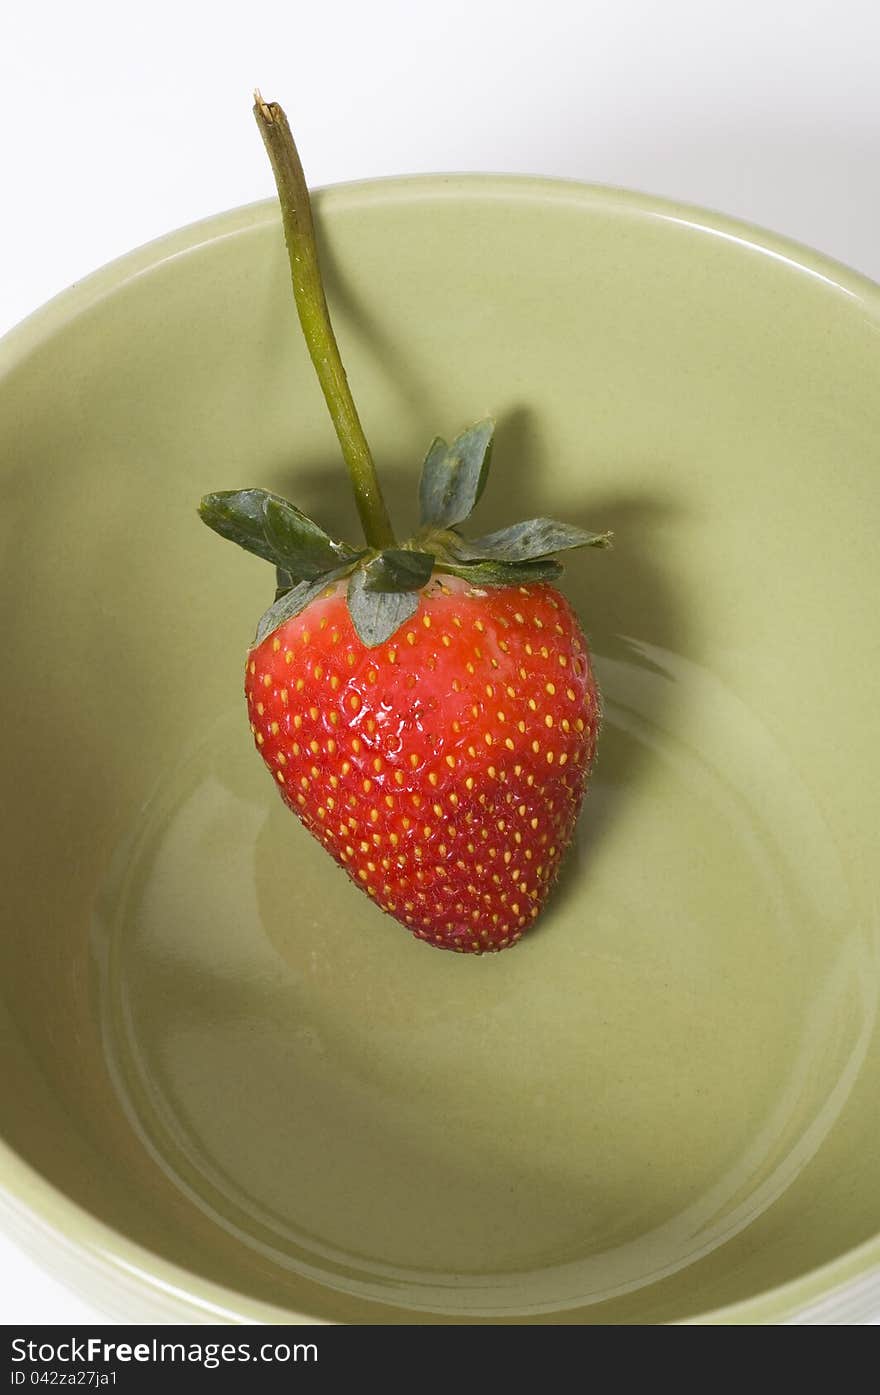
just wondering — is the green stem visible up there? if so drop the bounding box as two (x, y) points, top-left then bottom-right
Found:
(253, 93), (395, 551)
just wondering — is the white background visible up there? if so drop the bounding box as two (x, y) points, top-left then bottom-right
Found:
(2, 0), (879, 1324)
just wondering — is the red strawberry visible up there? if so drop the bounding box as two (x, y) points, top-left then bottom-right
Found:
(245, 576), (599, 952)
(199, 94), (610, 952)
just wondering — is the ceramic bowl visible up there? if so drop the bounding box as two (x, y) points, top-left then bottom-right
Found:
(1, 177), (879, 1324)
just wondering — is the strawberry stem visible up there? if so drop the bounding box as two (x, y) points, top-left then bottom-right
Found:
(253, 93), (396, 551)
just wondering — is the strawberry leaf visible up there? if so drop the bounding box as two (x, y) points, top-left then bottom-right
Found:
(448, 518), (612, 563)
(439, 557), (563, 586)
(253, 565), (354, 646)
(199, 489), (363, 581)
(263, 496), (363, 579)
(418, 420), (494, 529)
(363, 548), (435, 593)
(347, 567), (420, 647)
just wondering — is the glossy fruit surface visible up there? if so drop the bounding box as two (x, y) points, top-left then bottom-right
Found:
(246, 575), (599, 950)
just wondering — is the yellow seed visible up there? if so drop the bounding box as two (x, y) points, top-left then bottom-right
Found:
(309, 705), (319, 721)
(249, 662), (256, 675)
(373, 756), (383, 773)
(422, 614), (431, 628)
(445, 754), (456, 768)
(330, 675), (339, 691)
(314, 665), (323, 680)
(256, 732), (264, 745)
(262, 673), (272, 688)
(275, 770), (284, 782)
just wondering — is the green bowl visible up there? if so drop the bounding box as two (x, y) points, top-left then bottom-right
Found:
(2, 177), (879, 1325)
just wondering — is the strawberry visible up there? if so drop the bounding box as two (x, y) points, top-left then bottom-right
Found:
(199, 94), (610, 952)
(244, 576), (599, 951)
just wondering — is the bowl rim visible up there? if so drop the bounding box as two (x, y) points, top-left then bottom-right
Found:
(1, 172), (879, 1326)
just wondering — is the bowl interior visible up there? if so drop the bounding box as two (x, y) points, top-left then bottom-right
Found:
(1, 179), (879, 1323)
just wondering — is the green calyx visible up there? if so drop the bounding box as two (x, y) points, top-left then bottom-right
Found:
(199, 418), (611, 648)
(198, 95), (610, 649)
